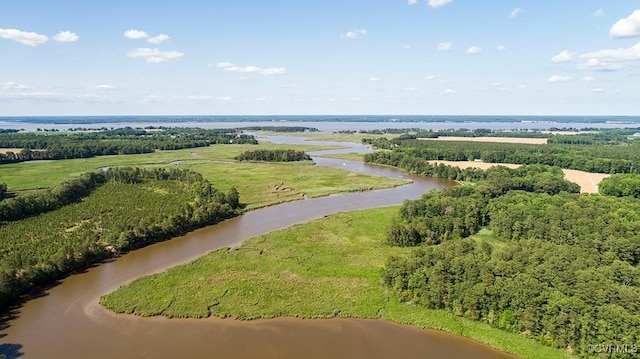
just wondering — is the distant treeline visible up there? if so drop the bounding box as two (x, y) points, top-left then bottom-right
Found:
(363, 138), (640, 174)
(381, 165), (640, 356)
(0, 167), (241, 309)
(235, 149), (312, 162)
(239, 126), (319, 132)
(0, 127), (257, 164)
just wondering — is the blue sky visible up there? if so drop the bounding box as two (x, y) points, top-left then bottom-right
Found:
(0, 0), (639, 116)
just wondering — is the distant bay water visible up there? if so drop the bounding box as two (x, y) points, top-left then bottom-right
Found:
(1, 115), (639, 132)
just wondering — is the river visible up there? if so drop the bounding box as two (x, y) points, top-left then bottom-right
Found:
(0, 137), (516, 359)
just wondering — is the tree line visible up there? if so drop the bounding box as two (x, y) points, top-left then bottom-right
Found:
(363, 137), (640, 174)
(235, 149), (312, 162)
(380, 163), (640, 357)
(0, 127), (258, 164)
(0, 167), (242, 309)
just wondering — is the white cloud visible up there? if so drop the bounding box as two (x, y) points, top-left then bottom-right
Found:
(1, 81), (32, 90)
(577, 42), (640, 71)
(214, 62), (286, 75)
(53, 31), (78, 43)
(437, 42), (453, 51)
(592, 9), (605, 18)
(547, 75), (572, 82)
(497, 45), (507, 51)
(340, 28), (367, 40)
(369, 77), (381, 81)
(425, 75), (440, 80)
(509, 8), (522, 19)
(610, 10), (640, 38)
(91, 84), (115, 90)
(466, 46), (482, 54)
(408, 0), (418, 4)
(583, 76), (595, 81)
(551, 50), (576, 63)
(592, 88), (605, 92)
(518, 84), (528, 89)
(404, 44), (412, 50)
(0, 28), (48, 46)
(127, 48), (184, 63)
(428, 0), (452, 9)
(124, 29), (149, 39)
(148, 34), (169, 44)
(442, 88), (456, 95)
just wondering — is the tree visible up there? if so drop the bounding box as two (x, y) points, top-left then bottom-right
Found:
(0, 183), (7, 201)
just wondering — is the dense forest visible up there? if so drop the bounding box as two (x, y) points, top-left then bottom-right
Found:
(381, 164), (640, 357)
(0, 127), (257, 164)
(599, 174), (640, 198)
(0, 167), (241, 309)
(363, 137), (640, 174)
(235, 149), (312, 162)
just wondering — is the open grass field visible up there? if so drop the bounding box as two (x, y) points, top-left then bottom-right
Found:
(101, 207), (568, 359)
(0, 142), (408, 209)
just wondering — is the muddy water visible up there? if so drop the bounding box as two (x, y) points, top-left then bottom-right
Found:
(0, 138), (516, 359)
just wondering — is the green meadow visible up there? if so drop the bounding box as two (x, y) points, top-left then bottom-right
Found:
(0, 142), (408, 209)
(101, 207), (568, 359)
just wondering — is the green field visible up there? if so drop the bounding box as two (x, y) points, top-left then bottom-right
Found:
(0, 142), (408, 209)
(101, 207), (568, 359)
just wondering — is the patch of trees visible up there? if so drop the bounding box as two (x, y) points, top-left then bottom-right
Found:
(599, 174), (640, 198)
(0, 183), (7, 201)
(363, 138), (640, 174)
(0, 167), (242, 309)
(381, 167), (640, 356)
(0, 173), (106, 222)
(239, 126), (319, 132)
(235, 149), (312, 162)
(386, 165), (579, 247)
(0, 127), (258, 164)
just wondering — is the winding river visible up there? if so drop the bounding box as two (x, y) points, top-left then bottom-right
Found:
(0, 137), (516, 359)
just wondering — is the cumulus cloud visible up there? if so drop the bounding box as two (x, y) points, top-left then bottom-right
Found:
(509, 8), (522, 19)
(1, 81), (32, 90)
(148, 34), (169, 44)
(547, 75), (572, 82)
(369, 77), (381, 81)
(127, 48), (184, 63)
(408, 0), (418, 4)
(442, 88), (456, 95)
(213, 62), (286, 75)
(91, 84), (115, 90)
(0, 28), (48, 46)
(124, 29), (149, 39)
(583, 76), (595, 81)
(340, 28), (367, 40)
(53, 31), (79, 43)
(610, 10), (640, 38)
(466, 46), (482, 54)
(437, 42), (453, 51)
(551, 50), (576, 63)
(429, 0), (452, 9)
(497, 45), (507, 51)
(577, 42), (640, 71)
(592, 9), (605, 18)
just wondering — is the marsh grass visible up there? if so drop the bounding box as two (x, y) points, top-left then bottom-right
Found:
(101, 207), (568, 359)
(0, 142), (408, 209)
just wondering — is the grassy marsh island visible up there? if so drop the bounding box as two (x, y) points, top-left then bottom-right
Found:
(101, 207), (567, 359)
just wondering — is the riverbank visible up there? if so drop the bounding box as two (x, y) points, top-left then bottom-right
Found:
(101, 207), (568, 359)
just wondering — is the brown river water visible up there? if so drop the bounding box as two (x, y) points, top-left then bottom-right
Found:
(0, 138), (517, 359)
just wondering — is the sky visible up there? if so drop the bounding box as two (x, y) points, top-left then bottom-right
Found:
(0, 0), (639, 116)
